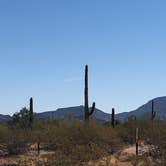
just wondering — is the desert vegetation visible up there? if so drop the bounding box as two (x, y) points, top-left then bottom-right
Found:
(1, 117), (166, 165)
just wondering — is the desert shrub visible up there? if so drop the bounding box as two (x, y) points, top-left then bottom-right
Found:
(0, 124), (9, 151)
(43, 120), (122, 165)
(116, 120), (137, 144)
(130, 156), (152, 166)
(12, 119), (122, 165)
(0, 124), (9, 142)
(8, 119), (123, 165)
(11, 107), (32, 128)
(6, 127), (30, 154)
(0, 123), (31, 154)
(137, 120), (166, 165)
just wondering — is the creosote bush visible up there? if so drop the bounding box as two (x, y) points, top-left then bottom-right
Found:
(1, 119), (123, 165)
(2, 118), (166, 165)
(44, 120), (122, 165)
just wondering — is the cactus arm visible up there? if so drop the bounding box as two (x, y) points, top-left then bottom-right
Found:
(152, 111), (156, 119)
(88, 102), (95, 116)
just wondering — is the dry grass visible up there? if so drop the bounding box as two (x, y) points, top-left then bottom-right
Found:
(0, 120), (166, 165)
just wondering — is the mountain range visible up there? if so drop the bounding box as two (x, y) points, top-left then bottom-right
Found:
(116, 96), (166, 121)
(1, 96), (166, 123)
(36, 106), (111, 122)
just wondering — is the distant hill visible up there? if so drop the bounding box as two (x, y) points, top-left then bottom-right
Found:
(1, 96), (166, 123)
(116, 96), (166, 121)
(36, 105), (111, 122)
(0, 114), (11, 123)
(0, 106), (111, 123)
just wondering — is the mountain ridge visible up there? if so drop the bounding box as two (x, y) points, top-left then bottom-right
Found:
(36, 105), (111, 122)
(117, 96), (166, 121)
(1, 96), (166, 122)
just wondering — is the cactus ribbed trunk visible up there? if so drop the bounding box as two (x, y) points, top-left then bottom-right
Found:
(29, 97), (33, 125)
(151, 100), (156, 120)
(111, 108), (115, 128)
(84, 65), (89, 120)
(84, 65), (95, 121)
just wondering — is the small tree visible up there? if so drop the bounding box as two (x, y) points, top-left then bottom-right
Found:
(12, 107), (30, 128)
(12, 98), (34, 128)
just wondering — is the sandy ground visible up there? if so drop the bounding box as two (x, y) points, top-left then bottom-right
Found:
(0, 150), (53, 166)
(87, 143), (155, 166)
(0, 144), (155, 166)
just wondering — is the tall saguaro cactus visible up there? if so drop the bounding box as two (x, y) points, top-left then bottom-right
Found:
(29, 97), (34, 124)
(151, 100), (156, 120)
(111, 108), (115, 128)
(84, 65), (95, 121)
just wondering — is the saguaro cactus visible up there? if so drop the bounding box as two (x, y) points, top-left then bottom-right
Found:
(84, 65), (95, 121)
(29, 97), (34, 124)
(111, 108), (115, 128)
(151, 100), (156, 120)
(135, 127), (139, 156)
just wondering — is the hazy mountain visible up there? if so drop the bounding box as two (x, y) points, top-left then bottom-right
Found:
(116, 96), (166, 121)
(36, 96), (166, 121)
(0, 106), (111, 123)
(0, 114), (11, 123)
(1, 96), (166, 123)
(36, 105), (111, 122)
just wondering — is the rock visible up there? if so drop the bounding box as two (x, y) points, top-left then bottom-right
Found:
(0, 150), (9, 157)
(109, 156), (118, 164)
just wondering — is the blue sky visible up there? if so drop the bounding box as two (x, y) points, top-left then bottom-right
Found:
(0, 0), (166, 115)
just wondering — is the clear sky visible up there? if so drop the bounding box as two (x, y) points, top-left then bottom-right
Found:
(1, 0), (166, 115)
